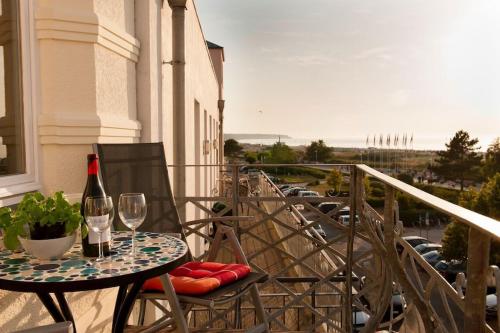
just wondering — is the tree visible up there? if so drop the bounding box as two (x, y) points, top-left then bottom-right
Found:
(305, 140), (333, 163)
(432, 130), (482, 191)
(483, 138), (500, 179)
(441, 173), (500, 263)
(397, 173), (414, 185)
(224, 139), (243, 157)
(244, 151), (257, 164)
(327, 169), (343, 192)
(257, 151), (271, 163)
(267, 142), (297, 164)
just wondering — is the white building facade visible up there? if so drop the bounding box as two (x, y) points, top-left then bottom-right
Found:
(0, 0), (224, 331)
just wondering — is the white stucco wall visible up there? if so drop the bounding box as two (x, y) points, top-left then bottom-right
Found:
(0, 0), (222, 331)
(183, 0), (220, 256)
(1, 0), (139, 331)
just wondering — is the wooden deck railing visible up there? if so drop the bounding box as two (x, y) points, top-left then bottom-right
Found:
(171, 163), (499, 333)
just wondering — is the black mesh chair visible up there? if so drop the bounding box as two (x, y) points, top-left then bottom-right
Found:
(94, 143), (268, 332)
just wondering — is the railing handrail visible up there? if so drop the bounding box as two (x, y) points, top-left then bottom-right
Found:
(169, 162), (499, 240)
(167, 163), (354, 167)
(356, 164), (500, 240)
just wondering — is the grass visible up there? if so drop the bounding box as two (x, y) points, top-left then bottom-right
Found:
(279, 174), (317, 184)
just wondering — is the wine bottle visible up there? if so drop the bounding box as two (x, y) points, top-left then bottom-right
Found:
(81, 153), (110, 257)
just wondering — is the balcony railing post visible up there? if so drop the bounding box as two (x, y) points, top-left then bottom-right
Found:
(231, 164), (240, 238)
(231, 164), (242, 329)
(344, 165), (356, 332)
(464, 227), (490, 333)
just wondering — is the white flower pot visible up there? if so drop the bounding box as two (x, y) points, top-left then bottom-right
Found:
(18, 233), (77, 260)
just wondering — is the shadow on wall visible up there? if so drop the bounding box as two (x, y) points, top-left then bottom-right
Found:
(0, 290), (115, 332)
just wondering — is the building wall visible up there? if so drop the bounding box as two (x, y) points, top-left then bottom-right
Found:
(183, 0), (219, 214)
(0, 0), (222, 331)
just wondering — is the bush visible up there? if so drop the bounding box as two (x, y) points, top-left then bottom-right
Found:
(308, 180), (320, 186)
(366, 197), (384, 208)
(397, 173), (414, 185)
(371, 186), (385, 197)
(261, 166), (328, 179)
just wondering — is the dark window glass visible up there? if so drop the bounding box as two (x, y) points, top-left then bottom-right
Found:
(0, 1), (25, 176)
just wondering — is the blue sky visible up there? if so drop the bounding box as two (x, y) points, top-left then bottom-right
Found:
(196, 0), (499, 149)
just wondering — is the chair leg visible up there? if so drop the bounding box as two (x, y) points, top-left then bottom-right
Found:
(138, 298), (146, 326)
(249, 285), (269, 333)
(159, 275), (189, 333)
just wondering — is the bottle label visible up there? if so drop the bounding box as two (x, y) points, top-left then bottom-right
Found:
(88, 227), (111, 244)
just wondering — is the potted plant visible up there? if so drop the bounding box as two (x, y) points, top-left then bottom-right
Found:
(0, 192), (85, 259)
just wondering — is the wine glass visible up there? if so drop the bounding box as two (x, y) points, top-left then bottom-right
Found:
(118, 193), (147, 257)
(105, 196), (115, 250)
(84, 196), (113, 263)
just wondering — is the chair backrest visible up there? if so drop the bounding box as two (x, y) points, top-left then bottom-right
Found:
(94, 143), (190, 257)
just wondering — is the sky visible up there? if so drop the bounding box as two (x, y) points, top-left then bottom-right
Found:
(196, 0), (500, 149)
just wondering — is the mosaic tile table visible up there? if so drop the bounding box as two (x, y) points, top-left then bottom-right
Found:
(0, 231), (188, 333)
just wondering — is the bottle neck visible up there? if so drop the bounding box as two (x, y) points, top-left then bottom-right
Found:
(88, 158), (99, 175)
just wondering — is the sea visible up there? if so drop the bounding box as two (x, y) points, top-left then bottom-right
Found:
(235, 136), (494, 152)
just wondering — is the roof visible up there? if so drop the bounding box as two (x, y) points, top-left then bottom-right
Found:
(206, 41), (223, 49)
(206, 41), (225, 61)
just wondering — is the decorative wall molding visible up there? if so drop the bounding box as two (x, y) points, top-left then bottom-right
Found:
(38, 112), (141, 144)
(35, 7), (140, 62)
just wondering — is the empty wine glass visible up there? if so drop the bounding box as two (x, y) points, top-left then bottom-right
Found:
(84, 196), (113, 263)
(118, 193), (147, 257)
(105, 196), (114, 250)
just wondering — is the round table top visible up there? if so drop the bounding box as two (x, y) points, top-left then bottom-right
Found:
(0, 231), (188, 292)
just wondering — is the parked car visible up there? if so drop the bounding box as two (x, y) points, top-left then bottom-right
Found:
(383, 291), (406, 326)
(333, 207), (351, 220)
(284, 187), (307, 197)
(397, 236), (429, 254)
(434, 260), (466, 283)
(313, 224), (326, 239)
(297, 190), (320, 197)
(414, 243), (442, 255)
(486, 294), (497, 319)
(353, 309), (370, 332)
(268, 175), (280, 183)
(403, 236), (430, 248)
(422, 250), (443, 266)
(278, 184), (292, 191)
(318, 202), (341, 214)
(338, 215), (360, 226)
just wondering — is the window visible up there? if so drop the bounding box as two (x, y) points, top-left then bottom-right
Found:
(0, 1), (38, 200)
(0, 1), (25, 177)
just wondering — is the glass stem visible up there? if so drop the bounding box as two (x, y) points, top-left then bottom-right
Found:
(98, 232), (103, 259)
(132, 228), (136, 257)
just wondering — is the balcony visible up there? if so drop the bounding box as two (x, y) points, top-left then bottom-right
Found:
(167, 163), (499, 333)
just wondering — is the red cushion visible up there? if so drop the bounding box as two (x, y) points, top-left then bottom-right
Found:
(142, 261), (251, 295)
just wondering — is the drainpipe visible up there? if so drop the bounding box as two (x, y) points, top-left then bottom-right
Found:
(218, 99), (225, 193)
(168, 0), (187, 220)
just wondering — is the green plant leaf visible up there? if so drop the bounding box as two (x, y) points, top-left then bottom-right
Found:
(4, 191), (84, 242)
(4, 225), (20, 250)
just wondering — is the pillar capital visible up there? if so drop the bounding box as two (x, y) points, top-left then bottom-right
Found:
(167, 0), (188, 8)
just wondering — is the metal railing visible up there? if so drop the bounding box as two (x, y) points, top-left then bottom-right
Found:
(171, 163), (499, 332)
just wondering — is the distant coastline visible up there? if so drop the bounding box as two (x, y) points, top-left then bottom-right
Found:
(226, 135), (450, 151)
(224, 133), (292, 140)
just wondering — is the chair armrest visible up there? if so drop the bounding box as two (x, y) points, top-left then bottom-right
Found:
(182, 216), (254, 227)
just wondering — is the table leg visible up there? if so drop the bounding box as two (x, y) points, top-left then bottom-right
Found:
(113, 281), (144, 333)
(55, 292), (76, 331)
(37, 292), (77, 333)
(113, 285), (128, 330)
(36, 293), (65, 322)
